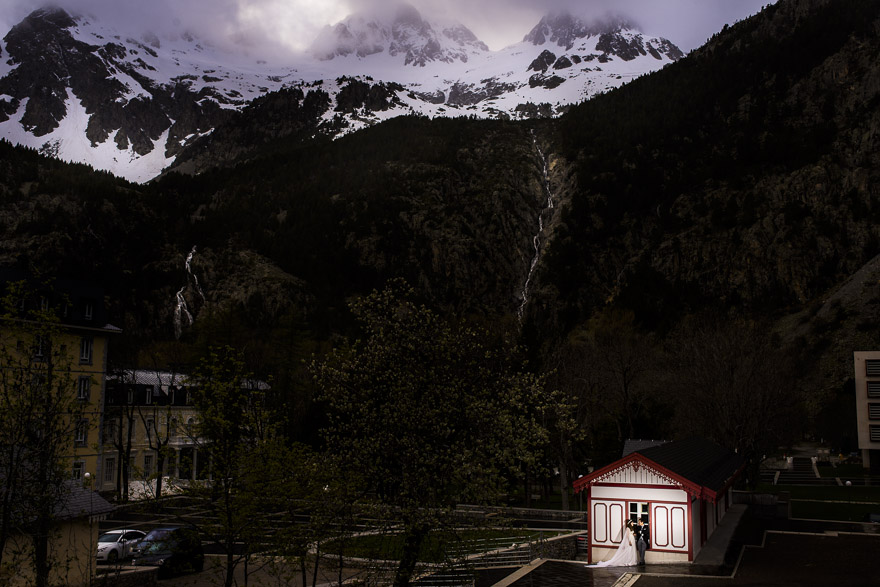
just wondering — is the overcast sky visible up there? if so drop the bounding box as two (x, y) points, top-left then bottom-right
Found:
(0, 0), (774, 57)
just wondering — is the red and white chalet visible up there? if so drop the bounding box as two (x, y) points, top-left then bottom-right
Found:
(573, 437), (745, 564)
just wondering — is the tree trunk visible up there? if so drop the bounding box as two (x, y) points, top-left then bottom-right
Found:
(559, 459), (570, 511)
(393, 524), (428, 587)
(312, 546), (321, 587)
(32, 514), (50, 587)
(338, 542), (344, 586)
(121, 413), (135, 502)
(155, 452), (165, 500)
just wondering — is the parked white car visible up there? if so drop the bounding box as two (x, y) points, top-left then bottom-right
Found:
(96, 529), (147, 563)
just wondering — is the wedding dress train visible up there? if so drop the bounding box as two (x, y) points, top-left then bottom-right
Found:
(594, 524), (638, 567)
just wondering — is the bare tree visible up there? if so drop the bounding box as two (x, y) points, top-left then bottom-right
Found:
(588, 309), (657, 442)
(664, 314), (802, 486)
(543, 337), (605, 510)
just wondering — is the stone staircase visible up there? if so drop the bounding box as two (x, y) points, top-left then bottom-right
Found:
(775, 457), (837, 486)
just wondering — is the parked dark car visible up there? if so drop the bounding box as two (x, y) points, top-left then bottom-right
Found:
(131, 526), (204, 578)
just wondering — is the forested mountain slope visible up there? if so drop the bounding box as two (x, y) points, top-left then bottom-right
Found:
(1, 0), (878, 423)
(530, 0), (880, 339)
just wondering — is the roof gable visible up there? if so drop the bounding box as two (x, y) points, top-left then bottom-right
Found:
(638, 437), (745, 494)
(575, 437), (745, 502)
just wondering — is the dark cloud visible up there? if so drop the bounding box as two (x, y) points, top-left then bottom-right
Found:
(1, 0), (774, 54)
(416, 0), (772, 50)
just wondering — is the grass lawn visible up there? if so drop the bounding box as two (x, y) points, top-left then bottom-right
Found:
(323, 528), (561, 563)
(756, 483), (880, 501)
(756, 482), (880, 521)
(790, 500), (880, 521)
(816, 464), (870, 478)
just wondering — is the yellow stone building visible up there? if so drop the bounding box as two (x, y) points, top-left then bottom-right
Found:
(0, 276), (120, 489)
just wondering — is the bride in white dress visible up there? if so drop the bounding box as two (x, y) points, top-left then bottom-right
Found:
(594, 519), (639, 567)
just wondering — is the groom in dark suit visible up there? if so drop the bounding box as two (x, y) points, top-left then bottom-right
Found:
(635, 516), (650, 565)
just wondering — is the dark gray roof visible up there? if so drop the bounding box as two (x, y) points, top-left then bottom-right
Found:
(637, 437), (745, 493)
(622, 439), (668, 457)
(56, 481), (115, 520)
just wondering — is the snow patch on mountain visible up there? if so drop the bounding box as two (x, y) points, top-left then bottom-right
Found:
(0, 5), (684, 183)
(0, 90), (175, 179)
(310, 3), (488, 66)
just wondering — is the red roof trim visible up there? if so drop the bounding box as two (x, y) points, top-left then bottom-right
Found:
(573, 452), (712, 499)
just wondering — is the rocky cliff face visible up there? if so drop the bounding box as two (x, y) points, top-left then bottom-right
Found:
(1, 1), (879, 409)
(3, 8), (238, 154)
(524, 12), (683, 61)
(0, 8), (239, 175)
(310, 4), (488, 65)
(530, 0), (880, 344)
(0, 5), (683, 182)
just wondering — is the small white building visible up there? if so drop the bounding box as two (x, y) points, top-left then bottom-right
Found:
(573, 437), (744, 564)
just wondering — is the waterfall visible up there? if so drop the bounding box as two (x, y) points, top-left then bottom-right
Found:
(518, 132), (556, 324)
(173, 245), (203, 339)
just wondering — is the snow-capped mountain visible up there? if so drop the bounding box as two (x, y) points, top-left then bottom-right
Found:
(0, 7), (298, 181)
(524, 12), (683, 60)
(0, 4), (683, 183)
(310, 3), (488, 66)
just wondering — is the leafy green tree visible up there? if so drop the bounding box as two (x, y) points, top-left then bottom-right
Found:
(312, 281), (546, 587)
(189, 345), (270, 587)
(0, 281), (83, 587)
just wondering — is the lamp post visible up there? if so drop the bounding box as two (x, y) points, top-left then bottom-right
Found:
(84, 472), (94, 585)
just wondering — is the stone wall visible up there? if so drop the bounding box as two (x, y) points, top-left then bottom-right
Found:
(93, 567), (157, 587)
(532, 533), (584, 560)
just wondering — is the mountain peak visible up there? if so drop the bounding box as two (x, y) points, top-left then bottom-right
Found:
(309, 2), (487, 66)
(524, 12), (641, 49)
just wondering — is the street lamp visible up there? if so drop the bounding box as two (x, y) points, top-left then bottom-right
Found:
(84, 472), (94, 584)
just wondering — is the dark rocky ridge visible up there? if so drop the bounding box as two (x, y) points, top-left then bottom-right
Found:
(527, 0), (880, 355)
(0, 0), (877, 420)
(0, 8), (232, 158)
(312, 4), (488, 66)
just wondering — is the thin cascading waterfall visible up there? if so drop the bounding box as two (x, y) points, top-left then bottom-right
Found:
(173, 245), (204, 339)
(518, 132), (556, 323)
(185, 246), (206, 302)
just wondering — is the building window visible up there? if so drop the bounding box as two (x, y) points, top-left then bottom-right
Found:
(72, 461), (84, 480)
(104, 419), (118, 444)
(144, 454), (154, 478)
(127, 389), (134, 405)
(145, 389), (152, 405)
(145, 417), (155, 442)
(84, 301), (94, 321)
(868, 382), (880, 398)
(77, 376), (91, 402)
(186, 417), (195, 437)
(104, 458), (116, 483)
(629, 502), (649, 524)
(33, 335), (45, 359)
(867, 360), (880, 377)
(871, 425), (880, 443)
(74, 419), (88, 446)
(870, 405), (880, 421)
(79, 337), (93, 364)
